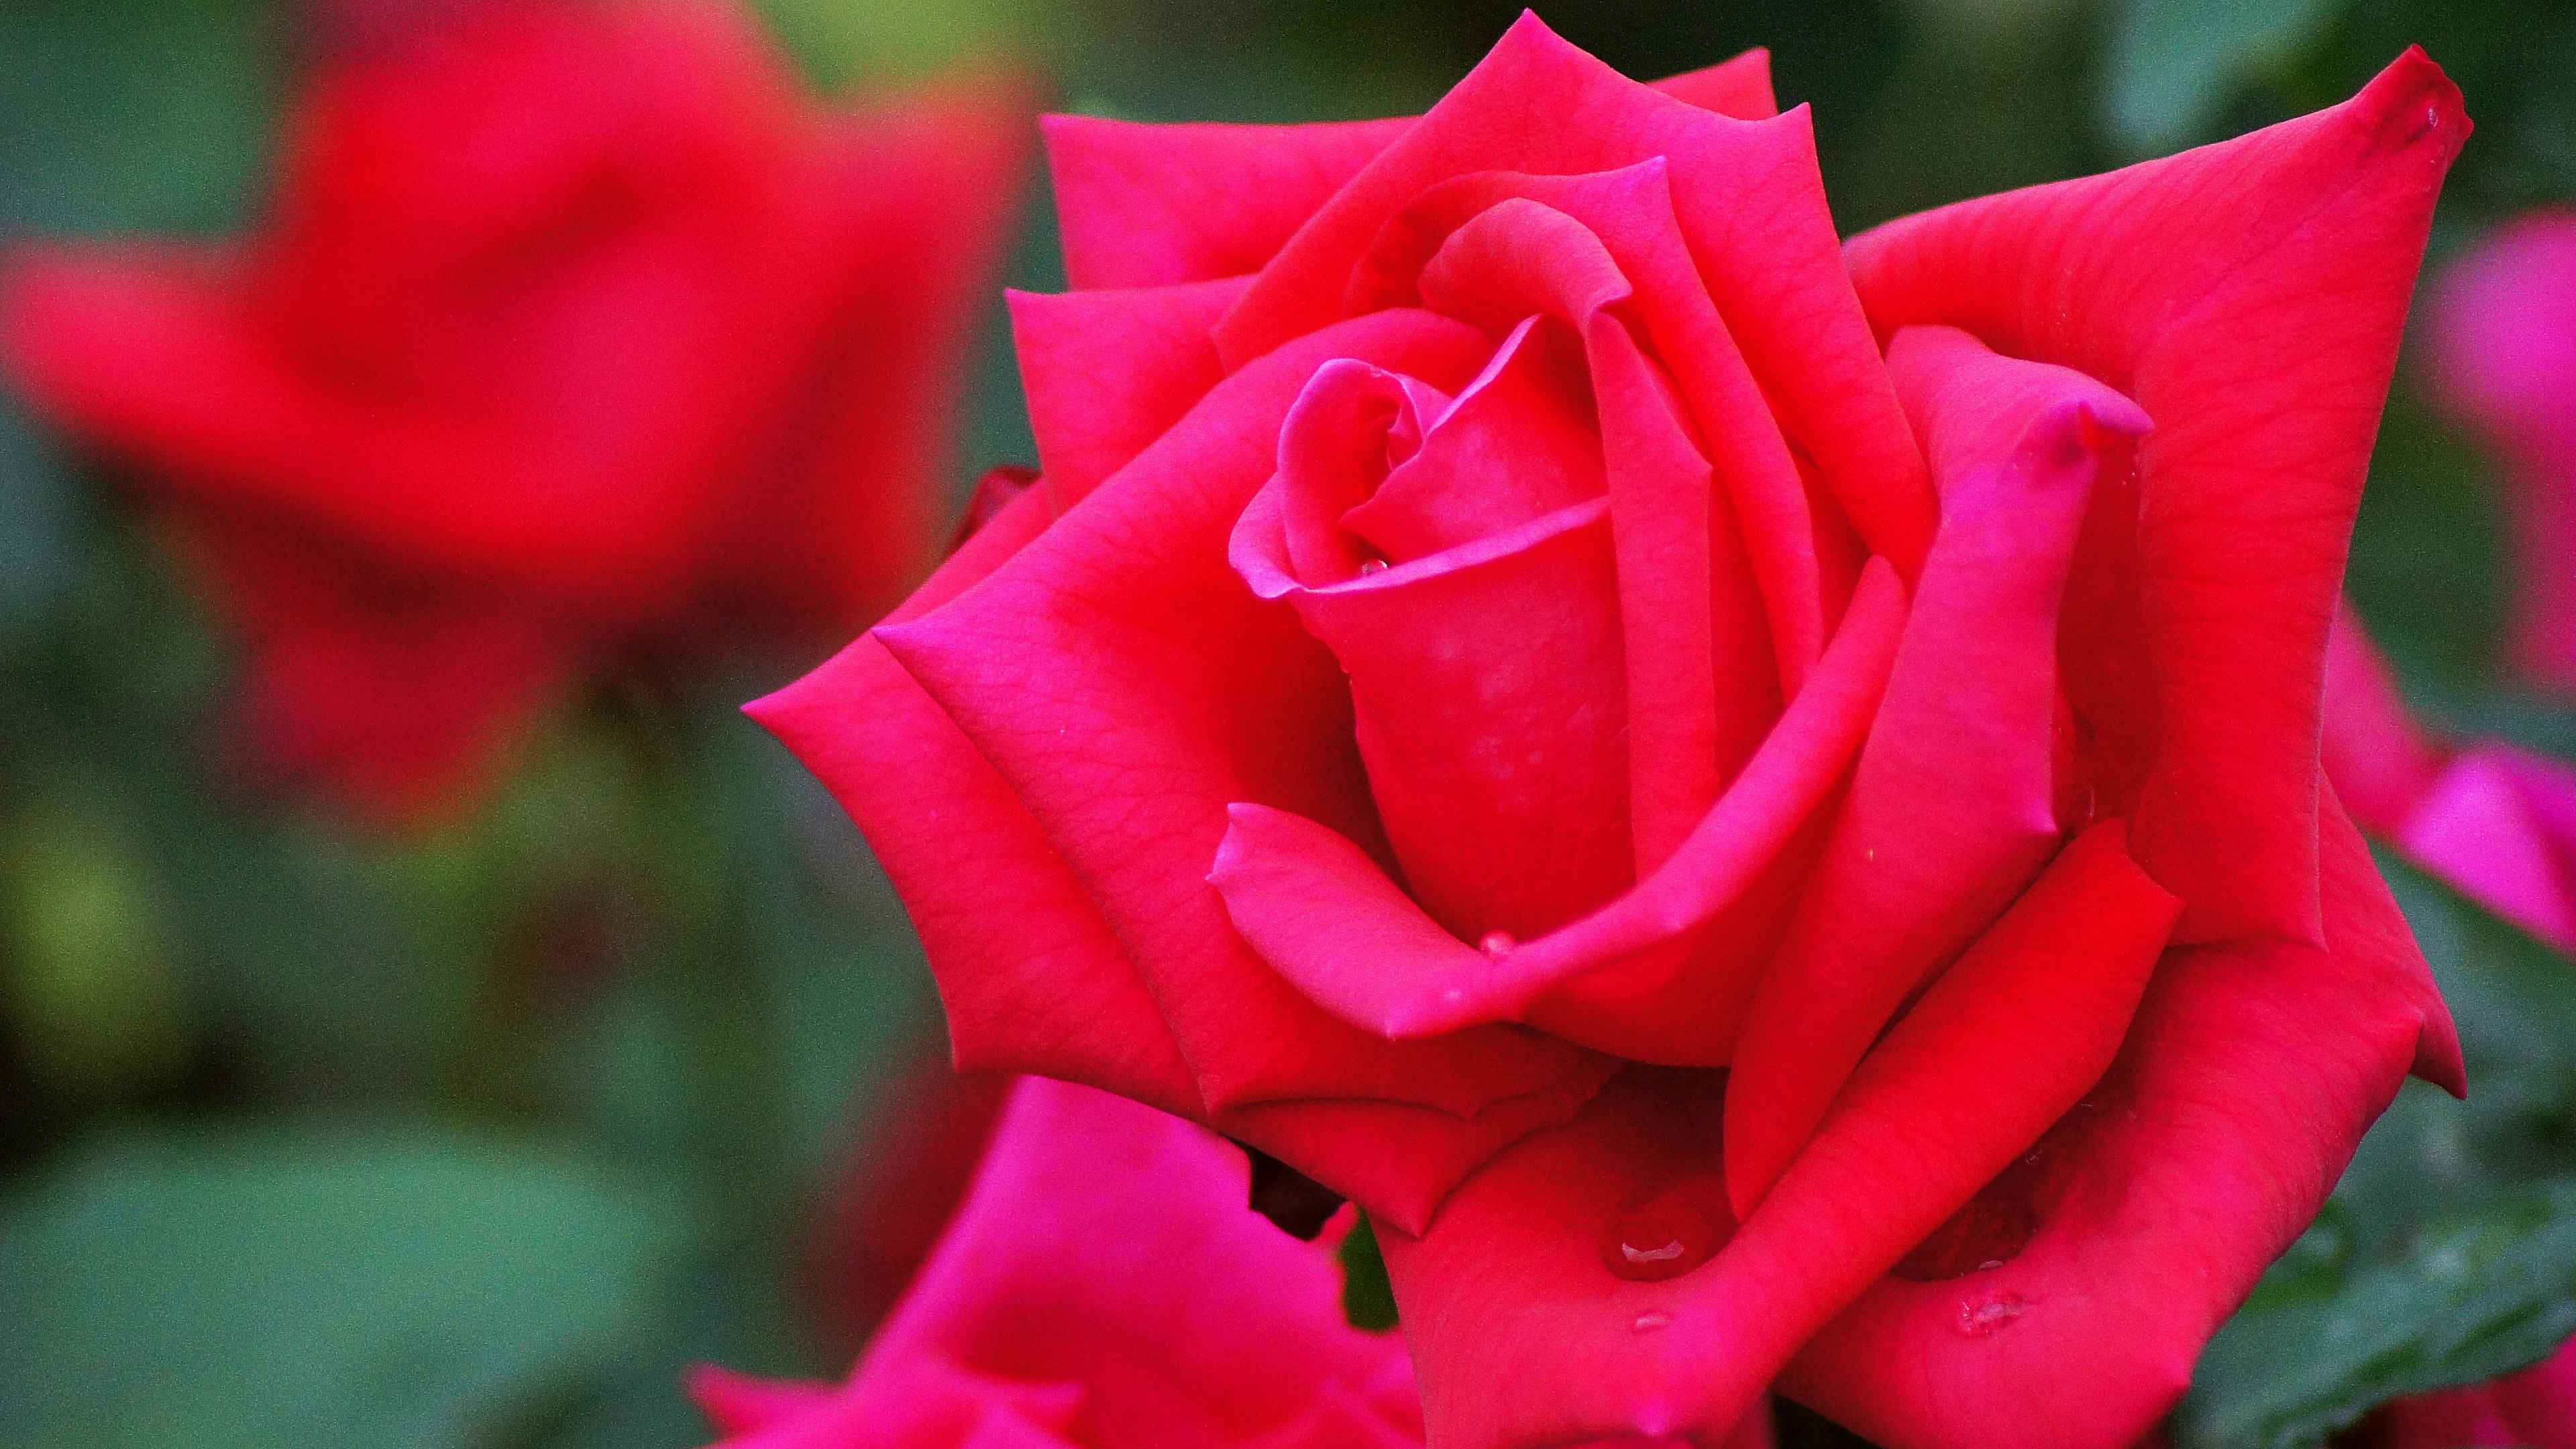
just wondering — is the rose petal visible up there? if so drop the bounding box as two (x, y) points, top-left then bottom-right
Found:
(1379, 822), (2176, 1449)
(1044, 113), (1415, 290)
(871, 1079), (1415, 1444)
(1209, 561), (1906, 1063)
(1217, 1064), (1624, 1239)
(749, 484), (1208, 1120)
(1217, 13), (1933, 578)
(2321, 598), (2450, 837)
(1846, 49), (2468, 945)
(1650, 50), (1778, 119)
(1342, 162), (1822, 702)
(2401, 743), (2576, 955)
(1780, 791), (2453, 1449)
(1036, 45), (1776, 294)
(877, 309), (1597, 1116)
(1724, 327), (2153, 1213)
(1008, 276), (1246, 506)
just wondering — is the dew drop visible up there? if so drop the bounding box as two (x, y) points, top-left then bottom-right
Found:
(1956, 1293), (2030, 1338)
(1603, 1189), (1727, 1282)
(1357, 557), (1390, 576)
(1478, 930), (1516, 955)
(1631, 1311), (1673, 1333)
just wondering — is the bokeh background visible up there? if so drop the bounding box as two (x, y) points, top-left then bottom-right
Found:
(5, 1), (2576, 1446)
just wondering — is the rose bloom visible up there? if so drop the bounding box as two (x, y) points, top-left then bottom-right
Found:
(692, 1074), (1779, 1449)
(2426, 211), (2576, 695)
(756, 17), (2466, 1449)
(1, 0), (1023, 820)
(2326, 601), (2576, 953)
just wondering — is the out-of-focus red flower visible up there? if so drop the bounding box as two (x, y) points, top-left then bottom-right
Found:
(2326, 600), (2576, 953)
(694, 1075), (1774, 1449)
(1, 0), (1026, 821)
(806, 1059), (1012, 1352)
(2367, 1342), (2576, 1447)
(753, 15), (2463, 1448)
(2427, 210), (2576, 695)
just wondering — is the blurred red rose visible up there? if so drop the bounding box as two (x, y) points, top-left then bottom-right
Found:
(2427, 210), (2576, 695)
(806, 1057), (1012, 1351)
(1, 0), (1026, 820)
(2326, 600), (2576, 952)
(755, 16), (2462, 1448)
(2366, 1342), (2576, 1447)
(696, 1075), (1774, 1449)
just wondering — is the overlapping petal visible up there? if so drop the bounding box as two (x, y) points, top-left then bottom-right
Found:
(1778, 795), (2451, 1449)
(1379, 824), (2176, 1449)
(1847, 49), (2467, 944)
(871, 309), (1604, 1125)
(1724, 327), (2151, 1212)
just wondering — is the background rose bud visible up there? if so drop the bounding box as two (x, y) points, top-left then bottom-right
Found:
(1, 0), (1026, 820)
(2426, 210), (2576, 696)
(758, 17), (2465, 1448)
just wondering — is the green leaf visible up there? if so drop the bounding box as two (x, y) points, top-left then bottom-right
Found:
(0, 1124), (684, 1449)
(2100, 0), (2345, 154)
(2176, 1181), (2576, 1449)
(1338, 1210), (1400, 1333)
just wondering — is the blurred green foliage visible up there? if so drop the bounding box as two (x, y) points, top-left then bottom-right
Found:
(4, 1), (2576, 1446)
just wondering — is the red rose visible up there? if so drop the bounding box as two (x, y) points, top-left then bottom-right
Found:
(2326, 600), (2576, 953)
(697, 1073), (1780, 1449)
(2425, 211), (2576, 695)
(1, 0), (1024, 820)
(755, 17), (2463, 1448)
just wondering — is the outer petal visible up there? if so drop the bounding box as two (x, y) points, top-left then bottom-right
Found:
(700, 1079), (1419, 1449)
(874, 310), (1599, 1117)
(1008, 276), (1245, 507)
(1218, 14), (1933, 578)
(1723, 328), (2151, 1212)
(1846, 50), (2468, 944)
(2399, 743), (2576, 955)
(1044, 113), (1415, 290)
(1650, 50), (1778, 120)
(1379, 824), (2176, 1449)
(1780, 792), (2454, 1449)
(2321, 598), (2449, 837)
(2425, 210), (2576, 692)
(861, 1079), (1415, 1448)
(1036, 46), (1776, 292)
(749, 483), (1207, 1120)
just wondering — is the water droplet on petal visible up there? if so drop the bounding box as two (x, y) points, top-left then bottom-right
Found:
(1631, 1311), (1672, 1333)
(1603, 1189), (1727, 1282)
(1957, 1293), (2030, 1337)
(1357, 557), (1389, 576)
(1478, 930), (1515, 955)
(1978, 1260), (2004, 1273)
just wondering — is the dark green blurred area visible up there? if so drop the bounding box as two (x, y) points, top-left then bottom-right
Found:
(3, 1), (2575, 1446)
